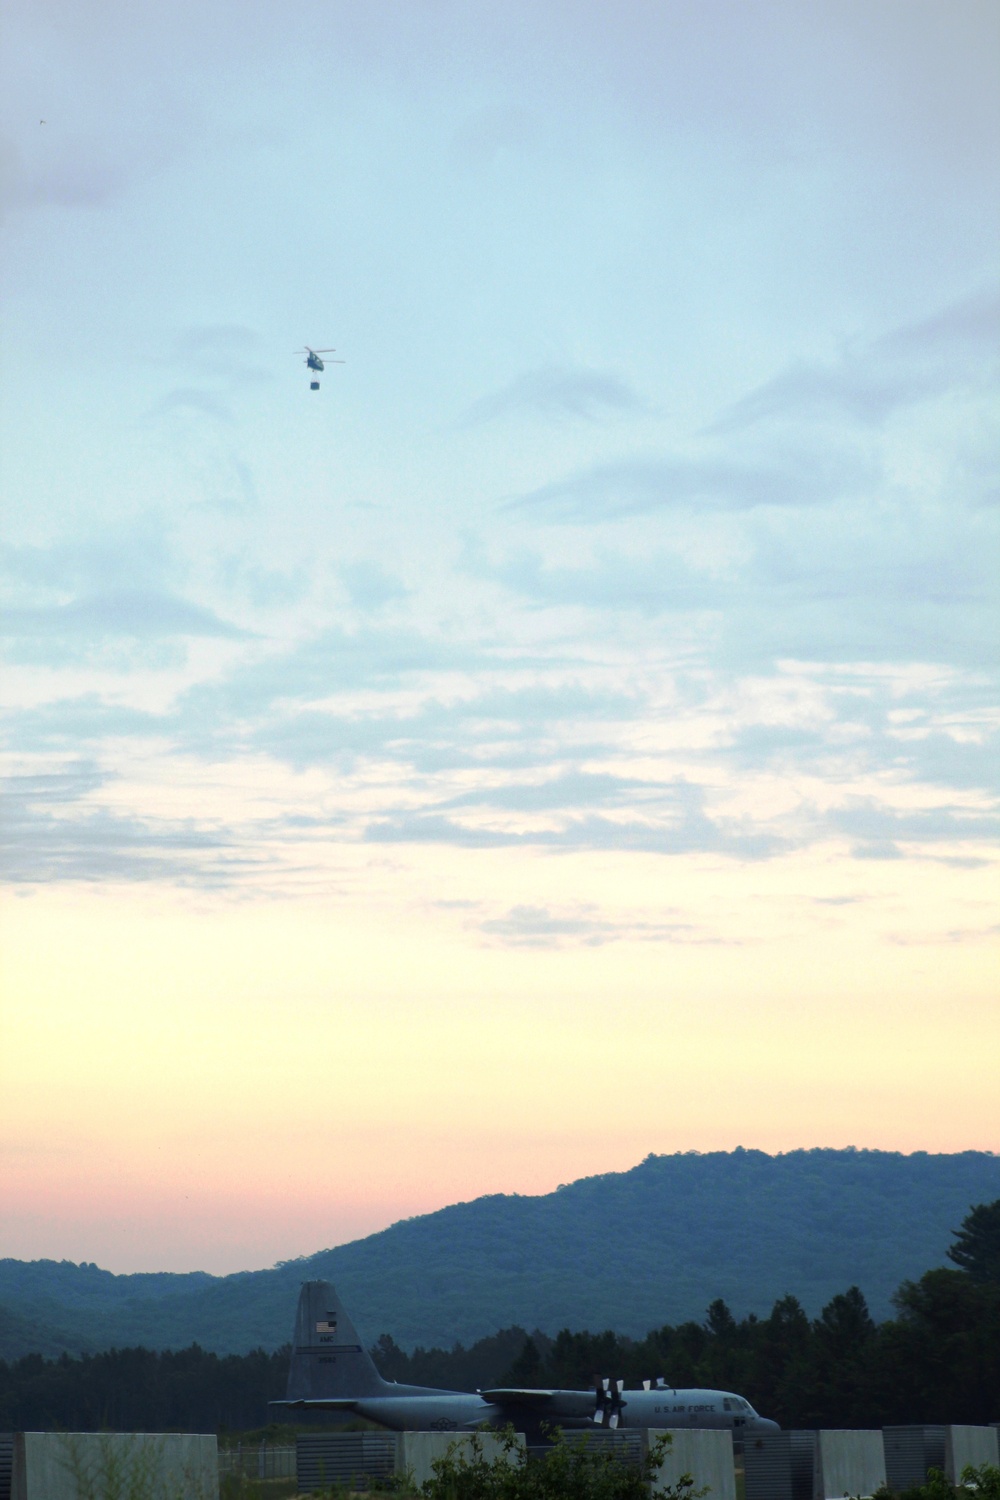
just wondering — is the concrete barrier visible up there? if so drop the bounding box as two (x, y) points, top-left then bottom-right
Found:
(644, 1429), (737, 1500)
(12, 1432), (217, 1500)
(945, 1426), (1000, 1484)
(883, 1426), (946, 1492)
(816, 1430), (886, 1500)
(745, 1430), (818, 1500)
(395, 1431), (526, 1489)
(296, 1431), (396, 1490)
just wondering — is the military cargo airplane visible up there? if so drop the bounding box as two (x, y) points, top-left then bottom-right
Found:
(269, 1281), (779, 1436)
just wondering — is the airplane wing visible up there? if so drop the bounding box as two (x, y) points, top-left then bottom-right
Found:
(271, 1398), (359, 1410)
(480, 1388), (559, 1405)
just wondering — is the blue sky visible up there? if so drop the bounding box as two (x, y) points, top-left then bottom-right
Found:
(2, 1), (998, 1271)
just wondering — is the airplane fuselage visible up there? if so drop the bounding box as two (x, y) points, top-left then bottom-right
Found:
(295, 1386), (777, 1434)
(274, 1281), (779, 1437)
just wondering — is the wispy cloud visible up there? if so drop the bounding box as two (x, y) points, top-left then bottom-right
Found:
(506, 449), (871, 522)
(364, 782), (786, 860)
(1, 764), (246, 886)
(710, 286), (1000, 433)
(0, 696), (164, 751)
(2, 590), (248, 641)
(165, 325), (270, 385)
(148, 388), (236, 425)
(2, 527), (172, 595)
(177, 626), (483, 737)
(459, 365), (648, 426)
(830, 796), (1000, 848)
(467, 544), (725, 615)
(438, 770), (647, 813)
(476, 902), (697, 948)
(339, 561), (410, 612)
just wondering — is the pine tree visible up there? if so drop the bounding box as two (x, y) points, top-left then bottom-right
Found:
(946, 1200), (1000, 1282)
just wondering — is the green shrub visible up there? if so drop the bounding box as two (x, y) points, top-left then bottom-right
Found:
(56, 1432), (215, 1500)
(859, 1466), (1000, 1500)
(960, 1464), (1000, 1500)
(402, 1428), (707, 1500)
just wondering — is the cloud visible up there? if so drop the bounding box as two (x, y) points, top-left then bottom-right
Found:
(475, 902), (694, 949)
(892, 731), (1000, 797)
(1, 526), (251, 664)
(506, 449), (870, 522)
(1, 764), (246, 885)
(148, 388), (236, 424)
(1, 589), (249, 640)
(339, 562), (409, 612)
(478, 486), (997, 672)
(4, 652), (995, 891)
(1, 527), (172, 595)
(469, 545), (725, 616)
(5, 763), (107, 805)
(238, 677), (639, 776)
(459, 365), (648, 426)
(1, 137), (134, 212)
(165, 325), (269, 385)
(175, 629), (642, 770)
(177, 626), (481, 737)
(0, 67), (200, 218)
(439, 770), (647, 814)
(711, 286), (1000, 433)
(364, 781), (785, 860)
(829, 797), (1000, 848)
(850, 839), (904, 861)
(0, 696), (163, 751)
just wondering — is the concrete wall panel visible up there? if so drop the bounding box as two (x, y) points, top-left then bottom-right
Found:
(883, 1426), (946, 1491)
(744, 1429), (817, 1500)
(395, 1431), (525, 1490)
(12, 1432), (217, 1500)
(816, 1430), (886, 1500)
(945, 1427), (1000, 1484)
(296, 1432), (396, 1490)
(645, 1428), (737, 1500)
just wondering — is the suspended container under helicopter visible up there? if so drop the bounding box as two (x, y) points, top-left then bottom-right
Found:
(296, 346), (345, 391)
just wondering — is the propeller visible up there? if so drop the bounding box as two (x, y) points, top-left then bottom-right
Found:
(592, 1376), (626, 1428)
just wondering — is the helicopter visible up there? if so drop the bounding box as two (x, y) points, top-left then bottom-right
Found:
(297, 346), (345, 390)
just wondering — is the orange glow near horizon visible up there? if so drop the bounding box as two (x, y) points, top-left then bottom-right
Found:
(3, 844), (997, 1274)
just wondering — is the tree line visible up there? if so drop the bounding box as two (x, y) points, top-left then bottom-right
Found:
(374, 1270), (999, 1429)
(0, 1345), (289, 1431)
(1, 1200), (996, 1432)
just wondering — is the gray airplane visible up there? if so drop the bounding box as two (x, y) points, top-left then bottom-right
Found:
(270, 1281), (779, 1437)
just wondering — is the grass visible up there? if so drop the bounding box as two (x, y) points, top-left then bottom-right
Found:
(219, 1478), (299, 1500)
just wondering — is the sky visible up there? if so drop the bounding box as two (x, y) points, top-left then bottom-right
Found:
(1, 0), (998, 1275)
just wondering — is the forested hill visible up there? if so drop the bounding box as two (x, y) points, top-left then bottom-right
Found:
(2, 1148), (997, 1359)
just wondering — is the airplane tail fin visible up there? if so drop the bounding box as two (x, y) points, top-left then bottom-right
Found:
(284, 1280), (391, 1400)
